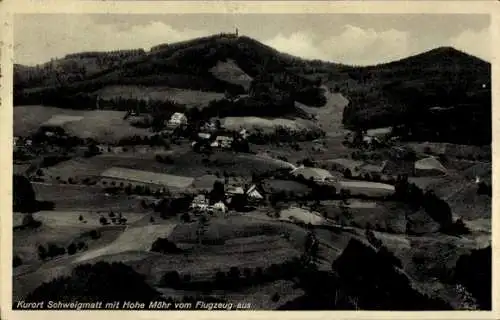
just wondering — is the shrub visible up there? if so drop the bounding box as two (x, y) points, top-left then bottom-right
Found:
(150, 237), (181, 254)
(99, 216), (109, 225)
(13, 255), (22, 268)
(37, 245), (47, 260)
(24, 262), (162, 303)
(89, 230), (101, 240)
(67, 243), (77, 255)
(160, 271), (181, 287)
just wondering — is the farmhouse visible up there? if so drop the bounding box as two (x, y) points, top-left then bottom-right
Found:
(291, 166), (337, 183)
(414, 156), (447, 177)
(190, 194), (210, 211)
(210, 136), (234, 149)
(212, 201), (227, 214)
(99, 167), (195, 191)
(166, 112), (188, 129)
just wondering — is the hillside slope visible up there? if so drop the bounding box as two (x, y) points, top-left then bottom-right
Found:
(14, 35), (491, 145)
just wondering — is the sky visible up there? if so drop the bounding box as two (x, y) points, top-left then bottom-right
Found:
(14, 14), (490, 66)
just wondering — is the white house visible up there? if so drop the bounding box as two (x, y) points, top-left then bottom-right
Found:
(239, 129), (249, 139)
(166, 112), (188, 129)
(210, 136), (233, 149)
(212, 201), (227, 214)
(190, 194), (210, 211)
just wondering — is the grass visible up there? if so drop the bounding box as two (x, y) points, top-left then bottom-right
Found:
(261, 179), (311, 194)
(96, 85), (225, 109)
(75, 223), (178, 263)
(209, 59), (253, 92)
(32, 183), (149, 212)
(14, 105), (150, 143)
(320, 200), (410, 233)
(296, 89), (349, 138)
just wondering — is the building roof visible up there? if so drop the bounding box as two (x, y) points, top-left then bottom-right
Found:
(246, 184), (264, 199)
(366, 127), (392, 137)
(414, 157), (447, 173)
(227, 186), (245, 194)
(100, 167), (194, 188)
(198, 132), (211, 139)
(171, 112), (186, 120)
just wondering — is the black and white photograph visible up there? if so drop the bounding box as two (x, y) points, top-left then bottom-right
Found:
(10, 8), (493, 312)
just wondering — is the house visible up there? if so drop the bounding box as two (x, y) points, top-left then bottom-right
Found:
(239, 129), (249, 139)
(245, 184), (264, 201)
(190, 194), (210, 212)
(414, 157), (447, 177)
(212, 201), (227, 214)
(166, 112), (188, 129)
(210, 136), (233, 149)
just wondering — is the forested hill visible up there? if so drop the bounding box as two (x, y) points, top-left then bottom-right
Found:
(14, 34), (491, 145)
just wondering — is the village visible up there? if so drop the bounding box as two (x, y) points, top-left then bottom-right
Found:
(14, 102), (477, 232)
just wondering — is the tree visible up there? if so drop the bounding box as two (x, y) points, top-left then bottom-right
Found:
(37, 245), (47, 260)
(89, 230), (101, 240)
(209, 181), (225, 204)
(228, 266), (241, 281)
(13, 255), (23, 268)
(181, 212), (191, 223)
(151, 237), (181, 254)
(13, 174), (36, 213)
(99, 216), (109, 225)
(67, 243), (77, 255)
(196, 215), (210, 245)
(25, 262), (162, 303)
(343, 168), (352, 179)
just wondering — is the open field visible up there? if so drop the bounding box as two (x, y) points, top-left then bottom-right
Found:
(279, 207), (325, 225)
(337, 180), (395, 198)
(101, 167), (195, 189)
(405, 142), (491, 160)
(32, 183), (149, 212)
(209, 59), (253, 92)
(14, 105), (150, 143)
(96, 85), (225, 108)
(75, 223), (178, 263)
(296, 88), (349, 138)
